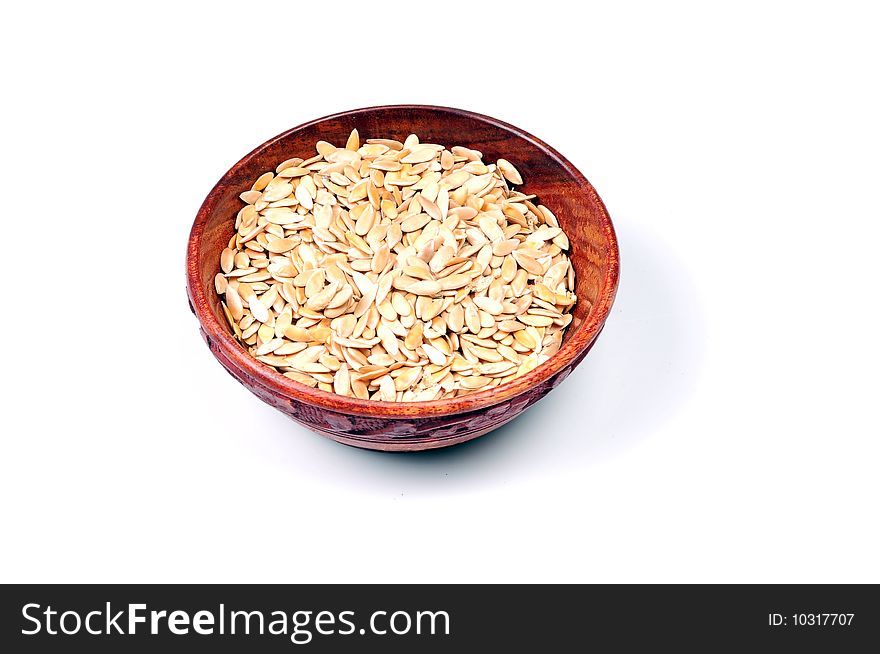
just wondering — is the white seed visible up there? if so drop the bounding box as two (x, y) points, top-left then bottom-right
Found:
(421, 343), (447, 366)
(248, 296), (269, 323)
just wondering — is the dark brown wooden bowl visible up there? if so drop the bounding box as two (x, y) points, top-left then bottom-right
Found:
(186, 106), (619, 451)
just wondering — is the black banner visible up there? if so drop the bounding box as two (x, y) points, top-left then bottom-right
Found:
(1, 584), (876, 652)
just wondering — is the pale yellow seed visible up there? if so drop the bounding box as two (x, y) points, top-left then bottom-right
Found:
(465, 304), (480, 333)
(265, 238), (297, 254)
(460, 376), (491, 390)
(345, 129), (360, 151)
(316, 141), (336, 157)
(378, 375), (396, 402)
(214, 273), (228, 294)
(252, 172), (274, 191)
(422, 343), (447, 366)
(334, 365), (351, 396)
(519, 314), (554, 327)
(377, 323), (399, 357)
(225, 285), (244, 320)
(220, 248), (234, 273)
(404, 321), (424, 349)
(262, 182), (292, 202)
(406, 280), (441, 296)
(478, 215), (504, 241)
(496, 158), (523, 185)
(473, 296), (503, 315)
(514, 329), (537, 349)
(240, 190), (262, 204)
(401, 146), (437, 164)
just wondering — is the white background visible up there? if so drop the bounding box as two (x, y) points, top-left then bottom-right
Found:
(1, 1), (877, 583)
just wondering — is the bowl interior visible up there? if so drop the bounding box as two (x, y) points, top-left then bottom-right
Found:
(194, 107), (614, 346)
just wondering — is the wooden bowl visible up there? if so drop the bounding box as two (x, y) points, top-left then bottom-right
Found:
(186, 106), (619, 451)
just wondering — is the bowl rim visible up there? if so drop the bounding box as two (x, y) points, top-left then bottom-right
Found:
(186, 104), (619, 418)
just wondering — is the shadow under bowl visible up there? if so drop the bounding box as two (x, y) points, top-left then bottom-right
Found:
(186, 105), (619, 451)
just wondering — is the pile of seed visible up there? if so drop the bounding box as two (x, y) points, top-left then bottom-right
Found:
(215, 130), (577, 402)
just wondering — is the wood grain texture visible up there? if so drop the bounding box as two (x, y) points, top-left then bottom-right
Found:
(186, 106), (619, 451)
